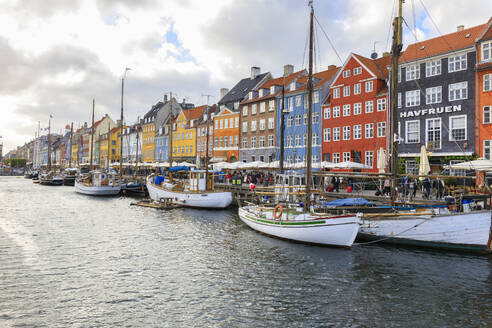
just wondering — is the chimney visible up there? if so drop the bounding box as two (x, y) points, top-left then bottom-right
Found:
(251, 66), (261, 79)
(328, 64), (337, 70)
(457, 25), (464, 32)
(116, 119), (121, 126)
(220, 88), (229, 100)
(382, 52), (390, 57)
(182, 98), (186, 105)
(84, 122), (87, 128)
(164, 94), (168, 102)
(283, 64), (294, 77)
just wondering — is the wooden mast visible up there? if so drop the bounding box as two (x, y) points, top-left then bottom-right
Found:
(168, 92), (173, 183)
(89, 99), (95, 171)
(47, 117), (51, 171)
(205, 105), (211, 190)
(107, 121), (110, 169)
(279, 83), (285, 173)
(390, 0), (403, 202)
(119, 73), (125, 180)
(69, 122), (73, 168)
(134, 123), (140, 178)
(304, 1), (314, 211)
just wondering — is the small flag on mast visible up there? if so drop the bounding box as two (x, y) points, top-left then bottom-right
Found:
(125, 67), (131, 71)
(50, 114), (53, 118)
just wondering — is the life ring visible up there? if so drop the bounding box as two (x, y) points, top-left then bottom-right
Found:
(273, 204), (283, 220)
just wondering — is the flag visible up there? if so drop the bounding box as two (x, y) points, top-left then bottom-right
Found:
(50, 114), (53, 118)
(125, 67), (131, 71)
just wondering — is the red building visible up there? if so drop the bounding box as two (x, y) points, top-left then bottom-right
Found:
(322, 53), (390, 171)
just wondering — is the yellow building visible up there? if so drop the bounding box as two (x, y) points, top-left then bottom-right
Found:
(99, 129), (111, 168)
(109, 126), (123, 163)
(142, 104), (161, 163)
(172, 106), (205, 163)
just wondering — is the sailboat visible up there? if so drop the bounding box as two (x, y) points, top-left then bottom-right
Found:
(237, 2), (360, 247)
(75, 99), (121, 196)
(146, 97), (233, 208)
(354, 0), (492, 253)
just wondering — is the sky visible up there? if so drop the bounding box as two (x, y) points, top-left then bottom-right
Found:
(1, 0), (491, 153)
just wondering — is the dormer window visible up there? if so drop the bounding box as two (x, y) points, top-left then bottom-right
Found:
(249, 91), (253, 100)
(290, 82), (296, 91)
(343, 70), (350, 78)
(259, 89), (264, 97)
(270, 86), (275, 94)
(482, 40), (491, 62)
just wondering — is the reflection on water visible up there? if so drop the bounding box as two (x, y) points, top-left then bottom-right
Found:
(0, 177), (490, 327)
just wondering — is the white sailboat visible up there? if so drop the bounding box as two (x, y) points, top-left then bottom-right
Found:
(75, 170), (121, 196)
(237, 2), (360, 247)
(357, 0), (492, 254)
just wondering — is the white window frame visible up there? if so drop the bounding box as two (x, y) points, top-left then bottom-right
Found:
(333, 153), (340, 163)
(252, 103), (257, 115)
(426, 86), (442, 104)
(259, 119), (265, 131)
(377, 122), (386, 138)
(365, 123), (373, 139)
(354, 83), (361, 95)
(268, 135), (274, 147)
(365, 100), (373, 113)
(353, 125), (362, 139)
(405, 120), (420, 144)
(343, 104), (351, 116)
(405, 64), (420, 81)
(343, 152), (350, 162)
(268, 100), (275, 111)
(343, 86), (350, 97)
(323, 128), (331, 142)
(426, 117), (441, 150)
(251, 120), (257, 132)
(333, 106), (340, 118)
(449, 81), (468, 101)
(377, 98), (386, 111)
(268, 117), (274, 130)
(287, 116), (293, 127)
(323, 107), (331, 119)
(448, 53), (467, 72)
(242, 106), (248, 116)
(405, 90), (420, 107)
(449, 115), (467, 141)
(333, 127), (340, 141)
(343, 126), (351, 140)
(343, 70), (350, 78)
(242, 121), (248, 133)
(333, 88), (340, 99)
(425, 59), (441, 77)
(296, 95), (302, 107)
(353, 103), (362, 115)
(484, 140), (492, 160)
(365, 81), (373, 92)
(260, 102), (266, 113)
(484, 106), (492, 124)
(365, 151), (374, 168)
(484, 73), (491, 92)
(482, 41), (492, 62)
(353, 67), (362, 75)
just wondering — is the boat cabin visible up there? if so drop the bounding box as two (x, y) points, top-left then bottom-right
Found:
(188, 170), (214, 192)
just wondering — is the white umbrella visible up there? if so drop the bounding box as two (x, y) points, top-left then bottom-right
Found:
(418, 145), (430, 180)
(446, 158), (492, 171)
(377, 147), (386, 173)
(268, 161), (280, 169)
(330, 161), (371, 169)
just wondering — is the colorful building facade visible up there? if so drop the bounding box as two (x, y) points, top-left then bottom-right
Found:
(213, 106), (239, 162)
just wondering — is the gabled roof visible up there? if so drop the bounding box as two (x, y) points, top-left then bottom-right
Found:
(183, 105), (206, 121)
(476, 17), (492, 42)
(197, 104), (217, 125)
(353, 53), (390, 79)
(285, 66), (339, 95)
(218, 72), (270, 105)
(143, 101), (165, 119)
(401, 22), (487, 63)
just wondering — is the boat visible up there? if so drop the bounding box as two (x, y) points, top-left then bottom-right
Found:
(75, 170), (121, 196)
(39, 171), (63, 185)
(121, 181), (148, 197)
(62, 168), (78, 186)
(237, 2), (360, 247)
(147, 170), (232, 208)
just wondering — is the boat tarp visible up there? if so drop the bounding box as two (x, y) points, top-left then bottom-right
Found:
(323, 198), (374, 207)
(169, 166), (190, 172)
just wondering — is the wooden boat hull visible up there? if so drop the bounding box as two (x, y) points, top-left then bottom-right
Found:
(359, 211), (492, 253)
(147, 179), (232, 209)
(74, 181), (121, 196)
(238, 206), (360, 247)
(63, 177), (76, 186)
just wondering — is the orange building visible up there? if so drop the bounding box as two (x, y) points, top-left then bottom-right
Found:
(213, 106), (239, 162)
(476, 18), (492, 160)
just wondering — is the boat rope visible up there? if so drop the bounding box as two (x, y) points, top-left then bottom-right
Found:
(352, 216), (432, 246)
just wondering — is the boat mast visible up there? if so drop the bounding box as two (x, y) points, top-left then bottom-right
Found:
(107, 121), (110, 169)
(119, 71), (126, 180)
(205, 105), (210, 189)
(135, 123), (140, 178)
(169, 92), (173, 165)
(69, 122), (73, 168)
(90, 98), (95, 171)
(47, 117), (51, 171)
(304, 1), (314, 211)
(390, 0), (403, 202)
(279, 83), (285, 173)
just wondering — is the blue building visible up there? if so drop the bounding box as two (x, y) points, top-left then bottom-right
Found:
(155, 120), (170, 162)
(277, 66), (339, 167)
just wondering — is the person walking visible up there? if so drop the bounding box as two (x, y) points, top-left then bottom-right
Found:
(423, 177), (431, 199)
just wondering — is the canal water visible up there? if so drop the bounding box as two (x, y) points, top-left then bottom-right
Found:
(0, 176), (490, 327)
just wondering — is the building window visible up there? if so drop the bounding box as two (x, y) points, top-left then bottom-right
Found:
(405, 64), (420, 81)
(251, 120), (257, 132)
(333, 88), (340, 99)
(251, 104), (257, 115)
(353, 67), (362, 75)
(324, 107), (331, 119)
(426, 86), (442, 104)
(353, 103), (362, 115)
(312, 112), (320, 124)
(259, 119), (265, 131)
(405, 160), (418, 175)
(230, 117), (233, 128)
(365, 151), (373, 168)
(219, 136), (223, 147)
(312, 133), (320, 146)
(448, 53), (467, 72)
(484, 106), (492, 124)
(268, 118), (274, 129)
(333, 106), (340, 117)
(343, 104), (351, 116)
(343, 86), (350, 97)
(314, 92), (319, 103)
(295, 115), (301, 126)
(251, 136), (257, 148)
(449, 115), (466, 141)
(312, 154), (319, 163)
(365, 123), (374, 138)
(365, 81), (373, 93)
(288, 98), (293, 111)
(484, 140), (492, 159)
(286, 135), (292, 147)
(323, 128), (331, 142)
(303, 114), (308, 125)
(296, 95), (302, 107)
(354, 83), (361, 95)
(235, 117), (239, 128)
(343, 126), (350, 140)
(268, 100), (275, 111)
(242, 122), (248, 133)
(449, 81), (468, 101)
(295, 155), (301, 164)
(287, 116), (293, 127)
(260, 102), (266, 113)
(259, 136), (265, 147)
(482, 41), (492, 61)
(333, 153), (340, 163)
(426, 118), (441, 150)
(398, 93), (402, 108)
(333, 127), (340, 141)
(405, 90), (420, 107)
(295, 134), (301, 146)
(343, 70), (350, 78)
(268, 135), (274, 147)
(220, 119), (223, 129)
(484, 73), (491, 92)
(425, 59), (441, 77)
(377, 98), (386, 111)
(377, 122), (386, 137)
(224, 136), (228, 147)
(234, 135), (238, 146)
(353, 125), (362, 139)
(365, 100), (373, 113)
(224, 119), (228, 129)
(215, 120), (218, 130)
(405, 120), (419, 143)
(343, 152), (350, 162)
